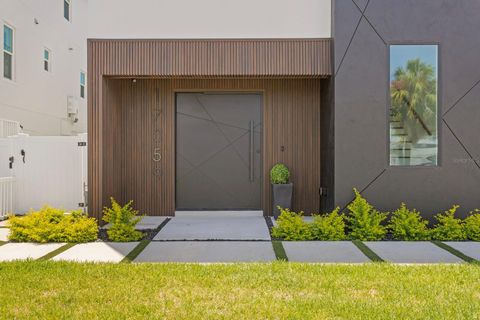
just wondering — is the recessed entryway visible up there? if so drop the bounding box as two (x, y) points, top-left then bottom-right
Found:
(176, 93), (263, 210)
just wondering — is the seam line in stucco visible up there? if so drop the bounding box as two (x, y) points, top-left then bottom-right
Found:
(335, 0), (370, 76)
(340, 168), (386, 212)
(442, 119), (480, 170)
(443, 77), (480, 116)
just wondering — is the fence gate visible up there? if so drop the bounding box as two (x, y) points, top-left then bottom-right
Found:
(0, 133), (87, 217)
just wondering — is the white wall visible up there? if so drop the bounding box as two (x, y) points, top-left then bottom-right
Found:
(0, 0), (88, 136)
(88, 0), (331, 39)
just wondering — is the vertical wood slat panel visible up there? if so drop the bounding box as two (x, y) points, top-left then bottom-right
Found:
(93, 79), (321, 218)
(89, 39), (329, 219)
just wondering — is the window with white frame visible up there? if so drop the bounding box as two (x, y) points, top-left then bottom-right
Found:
(44, 48), (51, 72)
(3, 24), (14, 80)
(64, 0), (71, 21)
(80, 71), (86, 98)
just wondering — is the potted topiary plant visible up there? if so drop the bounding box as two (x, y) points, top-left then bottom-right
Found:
(270, 163), (293, 219)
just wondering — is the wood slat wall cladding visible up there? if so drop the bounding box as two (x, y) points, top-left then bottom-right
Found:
(88, 39), (331, 78)
(90, 79), (321, 218)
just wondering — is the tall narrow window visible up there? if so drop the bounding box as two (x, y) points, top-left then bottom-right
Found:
(64, 0), (71, 21)
(389, 45), (438, 166)
(44, 48), (51, 72)
(3, 24), (14, 80)
(80, 71), (85, 98)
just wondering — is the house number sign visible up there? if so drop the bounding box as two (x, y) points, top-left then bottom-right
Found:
(152, 90), (162, 178)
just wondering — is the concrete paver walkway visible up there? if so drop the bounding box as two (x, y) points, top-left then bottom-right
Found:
(283, 241), (370, 263)
(154, 211), (270, 240)
(444, 241), (480, 261)
(0, 243), (65, 261)
(0, 228), (9, 241)
(364, 241), (463, 263)
(53, 242), (139, 263)
(135, 241), (276, 262)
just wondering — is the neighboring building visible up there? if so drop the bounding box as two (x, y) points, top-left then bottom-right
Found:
(86, 0), (479, 219)
(0, 0), (88, 135)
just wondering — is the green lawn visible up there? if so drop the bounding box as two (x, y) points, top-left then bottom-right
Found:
(0, 262), (479, 319)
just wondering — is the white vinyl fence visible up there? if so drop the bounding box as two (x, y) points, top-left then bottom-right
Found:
(0, 133), (87, 217)
(0, 177), (15, 217)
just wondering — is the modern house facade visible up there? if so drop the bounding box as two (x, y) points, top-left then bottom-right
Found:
(87, 0), (480, 220)
(0, 0), (88, 135)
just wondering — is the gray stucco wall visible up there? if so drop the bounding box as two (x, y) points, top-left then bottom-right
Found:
(333, 0), (480, 218)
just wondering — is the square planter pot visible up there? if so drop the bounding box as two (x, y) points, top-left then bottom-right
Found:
(272, 183), (293, 218)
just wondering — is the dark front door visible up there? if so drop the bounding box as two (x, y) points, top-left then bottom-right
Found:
(176, 93), (262, 210)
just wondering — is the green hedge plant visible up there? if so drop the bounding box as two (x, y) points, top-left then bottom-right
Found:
(388, 203), (430, 240)
(102, 198), (143, 242)
(271, 208), (312, 240)
(270, 163), (290, 184)
(431, 205), (466, 241)
(464, 209), (480, 241)
(310, 207), (346, 240)
(346, 189), (388, 241)
(8, 206), (98, 243)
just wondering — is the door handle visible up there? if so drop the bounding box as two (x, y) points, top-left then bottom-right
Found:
(249, 120), (254, 182)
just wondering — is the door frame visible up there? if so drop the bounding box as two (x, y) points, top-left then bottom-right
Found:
(173, 89), (266, 211)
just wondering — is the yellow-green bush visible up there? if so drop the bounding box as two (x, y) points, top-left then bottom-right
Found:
(8, 206), (98, 243)
(464, 209), (480, 241)
(431, 205), (466, 241)
(102, 198), (143, 242)
(271, 208), (312, 240)
(388, 203), (430, 240)
(310, 208), (346, 240)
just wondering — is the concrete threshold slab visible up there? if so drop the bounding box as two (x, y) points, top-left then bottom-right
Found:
(155, 214), (270, 240)
(0, 243), (65, 261)
(134, 241), (276, 262)
(53, 242), (139, 263)
(364, 241), (463, 263)
(102, 216), (170, 231)
(175, 211), (264, 218)
(0, 220), (10, 227)
(282, 241), (370, 263)
(443, 242), (480, 261)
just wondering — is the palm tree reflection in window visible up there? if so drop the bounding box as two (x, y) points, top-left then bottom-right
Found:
(390, 51), (438, 166)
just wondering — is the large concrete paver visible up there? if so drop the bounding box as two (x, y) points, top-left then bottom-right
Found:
(444, 242), (480, 261)
(103, 216), (169, 231)
(155, 212), (270, 240)
(53, 242), (139, 263)
(283, 241), (370, 263)
(364, 241), (463, 263)
(0, 220), (9, 227)
(135, 241), (276, 262)
(0, 228), (9, 241)
(0, 243), (65, 261)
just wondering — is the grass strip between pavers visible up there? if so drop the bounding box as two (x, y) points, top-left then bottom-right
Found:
(431, 241), (478, 263)
(352, 240), (384, 262)
(272, 241), (288, 261)
(37, 243), (77, 261)
(122, 239), (151, 263)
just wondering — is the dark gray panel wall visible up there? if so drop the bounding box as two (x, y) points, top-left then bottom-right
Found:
(334, 0), (480, 218)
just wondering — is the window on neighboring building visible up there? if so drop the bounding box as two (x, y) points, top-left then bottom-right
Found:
(64, 0), (71, 21)
(3, 24), (14, 80)
(44, 48), (51, 72)
(80, 71), (86, 98)
(389, 44), (438, 166)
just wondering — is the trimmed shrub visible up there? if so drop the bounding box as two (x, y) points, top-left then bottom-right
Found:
(310, 207), (346, 240)
(464, 209), (480, 241)
(346, 189), (388, 241)
(8, 206), (98, 243)
(102, 198), (143, 242)
(432, 205), (466, 241)
(271, 208), (312, 240)
(270, 163), (290, 184)
(388, 203), (430, 240)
